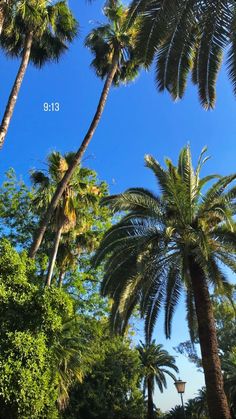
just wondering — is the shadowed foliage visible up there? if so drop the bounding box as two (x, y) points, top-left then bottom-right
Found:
(129, 0), (236, 109)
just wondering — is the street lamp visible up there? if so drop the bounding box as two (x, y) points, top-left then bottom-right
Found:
(174, 379), (186, 419)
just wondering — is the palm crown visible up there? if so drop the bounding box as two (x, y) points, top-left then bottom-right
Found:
(1, 0), (77, 66)
(31, 151), (107, 287)
(137, 340), (178, 394)
(31, 152), (101, 233)
(130, 0), (236, 109)
(85, 0), (140, 85)
(32, 152), (80, 233)
(94, 146), (236, 341)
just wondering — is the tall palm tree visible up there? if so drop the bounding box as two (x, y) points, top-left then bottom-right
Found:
(137, 340), (178, 419)
(129, 0), (236, 109)
(93, 145), (236, 419)
(0, 0), (77, 148)
(29, 0), (140, 259)
(31, 152), (101, 287)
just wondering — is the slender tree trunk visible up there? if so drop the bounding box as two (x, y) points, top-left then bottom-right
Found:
(189, 258), (231, 419)
(147, 377), (154, 419)
(0, 31), (33, 148)
(58, 270), (65, 288)
(0, 1), (5, 35)
(29, 54), (119, 259)
(45, 227), (63, 287)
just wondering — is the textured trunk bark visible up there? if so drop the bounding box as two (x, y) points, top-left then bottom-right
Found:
(0, 2), (5, 35)
(58, 270), (65, 288)
(147, 377), (154, 419)
(189, 258), (231, 419)
(45, 227), (63, 287)
(29, 54), (119, 259)
(0, 32), (33, 149)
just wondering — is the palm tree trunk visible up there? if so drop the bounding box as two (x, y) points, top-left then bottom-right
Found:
(0, 1), (5, 35)
(0, 31), (33, 148)
(29, 53), (119, 259)
(45, 227), (63, 287)
(189, 258), (231, 419)
(147, 377), (154, 419)
(58, 270), (65, 288)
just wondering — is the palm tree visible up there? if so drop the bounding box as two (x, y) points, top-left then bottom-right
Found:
(31, 152), (101, 287)
(137, 340), (178, 419)
(194, 388), (209, 418)
(185, 388), (209, 419)
(185, 399), (199, 419)
(52, 317), (84, 410)
(0, 0), (77, 148)
(29, 0), (140, 259)
(93, 145), (236, 419)
(129, 0), (236, 109)
(165, 405), (184, 419)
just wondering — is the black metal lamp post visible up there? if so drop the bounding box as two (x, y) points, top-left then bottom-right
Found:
(174, 379), (186, 419)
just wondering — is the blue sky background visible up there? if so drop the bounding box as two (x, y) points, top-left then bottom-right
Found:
(1, 0), (236, 412)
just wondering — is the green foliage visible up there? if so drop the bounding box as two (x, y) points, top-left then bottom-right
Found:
(85, 0), (140, 86)
(0, 331), (58, 419)
(165, 405), (185, 419)
(0, 239), (79, 418)
(0, 165), (112, 308)
(0, 202), (144, 418)
(39, 287), (74, 334)
(212, 292), (236, 359)
(137, 340), (178, 394)
(0, 169), (35, 247)
(183, 388), (209, 419)
(1, 0), (78, 67)
(175, 291), (236, 368)
(31, 151), (112, 287)
(63, 326), (146, 419)
(175, 294), (236, 416)
(214, 293), (236, 416)
(130, 0), (236, 108)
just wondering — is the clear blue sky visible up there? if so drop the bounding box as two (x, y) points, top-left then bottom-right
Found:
(1, 0), (236, 412)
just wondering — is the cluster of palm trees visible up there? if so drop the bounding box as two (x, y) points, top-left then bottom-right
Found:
(1, 1), (236, 419)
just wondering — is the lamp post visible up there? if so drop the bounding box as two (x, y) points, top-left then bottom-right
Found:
(174, 379), (186, 419)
